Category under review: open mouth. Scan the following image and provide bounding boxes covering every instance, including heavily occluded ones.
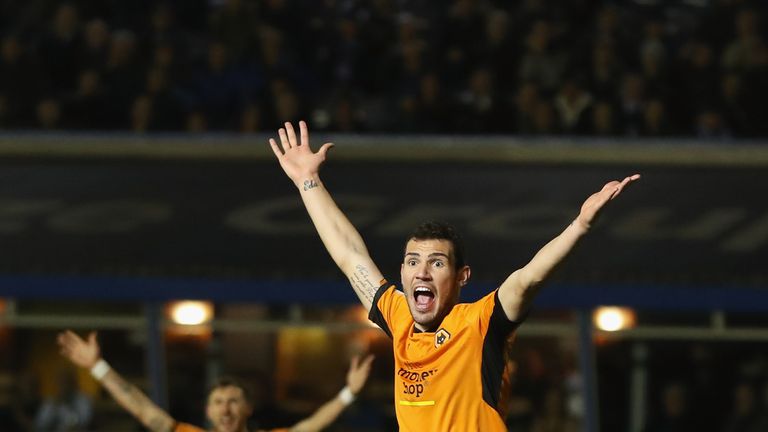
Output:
[218,416,236,428]
[414,286,435,311]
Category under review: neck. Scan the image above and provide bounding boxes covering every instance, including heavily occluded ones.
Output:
[414,323,436,333]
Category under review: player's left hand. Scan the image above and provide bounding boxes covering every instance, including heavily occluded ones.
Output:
[576,174,640,229]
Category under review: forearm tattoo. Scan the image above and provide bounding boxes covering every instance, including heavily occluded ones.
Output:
[349,264,378,303]
[303,179,318,191]
[118,380,147,408]
[116,379,171,432]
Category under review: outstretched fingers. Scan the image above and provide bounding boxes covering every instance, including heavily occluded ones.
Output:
[270,121,311,157]
[58,330,77,347]
[299,120,309,146]
[318,142,335,159]
[610,173,641,199]
[285,122,299,147]
[361,354,375,370]
[268,138,283,158]
[278,127,291,151]
[57,330,79,357]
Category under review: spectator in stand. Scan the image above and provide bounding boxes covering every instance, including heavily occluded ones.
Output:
[62,68,108,130]
[240,103,262,133]
[519,20,567,94]
[553,78,593,135]
[80,18,110,70]
[676,40,721,131]
[589,41,623,103]
[641,99,672,137]
[720,73,751,137]
[34,369,93,432]
[721,7,768,137]
[130,94,154,133]
[481,9,518,98]
[721,382,766,432]
[695,109,730,140]
[143,66,183,131]
[591,101,620,136]
[440,0,485,89]
[722,9,764,74]
[7,371,41,432]
[454,66,504,133]
[35,98,61,130]
[513,82,541,134]
[530,386,579,432]
[185,111,207,133]
[209,0,260,64]
[188,41,245,130]
[618,73,646,136]
[102,29,142,127]
[0,1,763,136]
[38,3,82,94]
[642,382,701,432]
[0,34,43,128]
[532,100,559,135]
[415,72,452,133]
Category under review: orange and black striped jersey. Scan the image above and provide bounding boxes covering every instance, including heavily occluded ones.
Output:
[174,423,203,432]
[368,283,521,432]
[174,423,288,432]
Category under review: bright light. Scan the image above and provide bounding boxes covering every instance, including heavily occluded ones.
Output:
[594,306,635,332]
[169,301,213,325]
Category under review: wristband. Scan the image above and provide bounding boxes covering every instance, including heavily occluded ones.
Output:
[338,386,355,406]
[90,359,111,381]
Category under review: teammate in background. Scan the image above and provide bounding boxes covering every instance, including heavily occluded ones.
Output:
[57,330,374,432]
[269,120,640,431]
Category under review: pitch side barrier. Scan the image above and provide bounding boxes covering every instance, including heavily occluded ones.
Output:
[0,133,766,310]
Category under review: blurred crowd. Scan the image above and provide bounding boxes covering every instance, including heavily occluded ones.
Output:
[0,0,767,137]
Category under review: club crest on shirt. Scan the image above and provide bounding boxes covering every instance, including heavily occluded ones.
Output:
[435,328,451,348]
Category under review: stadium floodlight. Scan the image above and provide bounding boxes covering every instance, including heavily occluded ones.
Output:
[169,300,213,326]
[594,306,636,332]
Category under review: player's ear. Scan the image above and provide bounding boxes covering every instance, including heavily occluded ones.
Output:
[458,266,471,287]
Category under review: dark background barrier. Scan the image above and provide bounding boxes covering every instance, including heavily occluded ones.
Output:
[1,138,766,306]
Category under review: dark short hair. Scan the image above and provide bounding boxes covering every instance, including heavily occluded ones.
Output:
[208,376,254,405]
[406,221,466,270]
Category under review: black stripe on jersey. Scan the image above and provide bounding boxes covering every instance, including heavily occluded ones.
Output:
[481,290,523,411]
[368,283,394,339]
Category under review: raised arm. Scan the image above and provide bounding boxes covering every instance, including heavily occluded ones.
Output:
[269,121,384,310]
[498,174,640,321]
[288,354,374,432]
[57,330,176,432]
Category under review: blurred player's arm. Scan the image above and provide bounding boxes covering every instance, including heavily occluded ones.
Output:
[58,330,176,432]
[498,174,640,321]
[288,354,374,432]
[269,121,384,311]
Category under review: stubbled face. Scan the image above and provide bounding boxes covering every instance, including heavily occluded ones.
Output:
[206,386,252,432]
[401,239,469,332]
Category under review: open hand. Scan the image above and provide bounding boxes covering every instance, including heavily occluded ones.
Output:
[576,174,640,228]
[346,354,375,395]
[58,330,101,369]
[269,121,334,189]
